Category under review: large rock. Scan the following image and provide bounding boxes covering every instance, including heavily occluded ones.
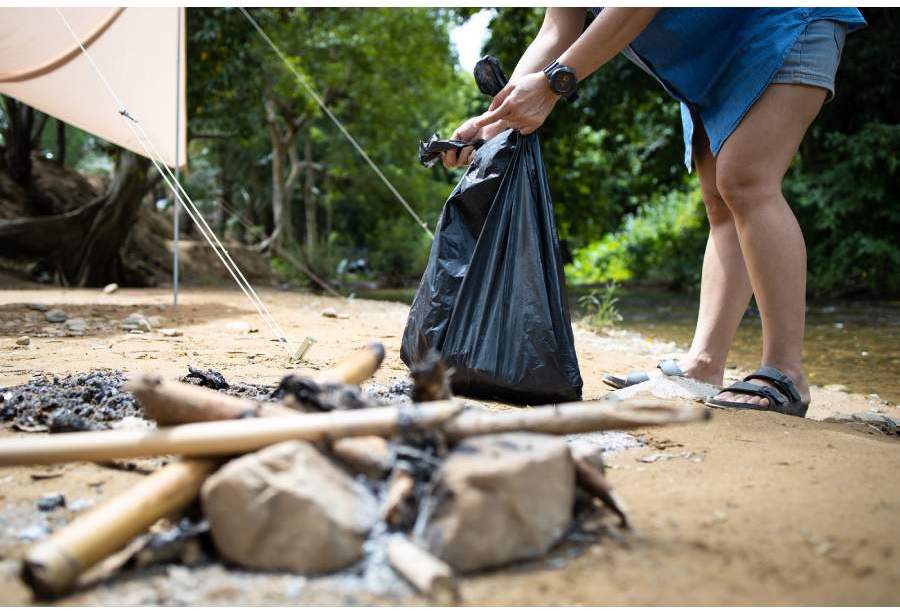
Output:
[201,441,377,574]
[422,433,575,572]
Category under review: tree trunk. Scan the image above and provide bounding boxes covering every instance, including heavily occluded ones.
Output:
[0,150,152,286]
[303,136,316,253]
[56,119,66,166]
[2,96,34,187]
[63,150,152,286]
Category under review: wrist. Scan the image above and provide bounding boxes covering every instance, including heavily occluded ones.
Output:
[542,60,578,102]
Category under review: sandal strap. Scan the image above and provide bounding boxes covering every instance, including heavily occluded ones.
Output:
[722,380,788,406]
[657,359,684,377]
[743,366,801,403]
[625,371,650,386]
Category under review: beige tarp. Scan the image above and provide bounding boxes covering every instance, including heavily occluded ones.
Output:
[0,7,186,168]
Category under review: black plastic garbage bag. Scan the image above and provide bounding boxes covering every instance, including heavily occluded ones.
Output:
[401,128,583,404]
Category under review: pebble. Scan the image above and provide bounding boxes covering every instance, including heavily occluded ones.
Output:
[68,498,96,512]
[64,318,87,333]
[17,524,51,541]
[321,308,349,319]
[26,303,49,312]
[37,492,66,511]
[160,328,183,337]
[638,452,674,463]
[103,283,119,294]
[44,309,68,323]
[15,336,30,346]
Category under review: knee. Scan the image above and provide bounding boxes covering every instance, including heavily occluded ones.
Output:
[700,186,732,226]
[715,165,780,219]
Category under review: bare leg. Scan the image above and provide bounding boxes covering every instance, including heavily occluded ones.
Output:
[680,124,753,385]
[712,84,827,407]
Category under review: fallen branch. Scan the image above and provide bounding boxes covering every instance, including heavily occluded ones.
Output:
[442,400,709,441]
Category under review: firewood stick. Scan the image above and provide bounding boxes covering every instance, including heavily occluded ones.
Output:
[380,470,415,524]
[442,400,709,441]
[21,344,387,597]
[387,534,459,604]
[23,458,218,598]
[0,401,463,466]
[313,341,385,386]
[128,342,386,425]
[0,401,707,467]
[573,456,630,528]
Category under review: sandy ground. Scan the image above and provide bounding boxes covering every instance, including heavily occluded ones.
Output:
[1,286,898,605]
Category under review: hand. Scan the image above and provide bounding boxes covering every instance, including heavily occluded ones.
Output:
[472,72,559,136]
[442,118,507,168]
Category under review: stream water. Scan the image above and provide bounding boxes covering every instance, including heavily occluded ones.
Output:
[359,287,900,405]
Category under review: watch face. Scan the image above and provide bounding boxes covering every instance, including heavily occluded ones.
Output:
[552,69,576,95]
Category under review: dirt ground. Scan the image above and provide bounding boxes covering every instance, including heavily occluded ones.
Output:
[1,286,898,605]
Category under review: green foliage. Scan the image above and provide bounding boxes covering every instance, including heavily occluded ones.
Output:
[577,281,623,328]
[187,8,466,284]
[367,217,433,286]
[481,9,689,246]
[566,186,707,288]
[785,122,900,296]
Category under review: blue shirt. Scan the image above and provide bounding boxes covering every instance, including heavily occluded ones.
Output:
[592,8,867,170]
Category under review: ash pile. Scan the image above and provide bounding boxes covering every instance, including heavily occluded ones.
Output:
[1,342,710,603]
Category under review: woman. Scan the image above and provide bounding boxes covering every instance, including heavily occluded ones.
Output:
[444,8,866,417]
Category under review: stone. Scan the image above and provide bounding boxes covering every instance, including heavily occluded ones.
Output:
[567,431,641,471]
[422,433,575,572]
[15,336,30,346]
[37,492,66,511]
[26,303,49,312]
[147,316,162,328]
[201,441,377,574]
[64,318,87,333]
[44,309,68,323]
[321,307,339,318]
[160,328,183,337]
[103,283,119,294]
[607,374,719,402]
[123,312,152,332]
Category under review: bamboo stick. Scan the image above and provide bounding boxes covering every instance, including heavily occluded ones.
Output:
[386,534,459,604]
[21,344,387,597]
[1,401,707,467]
[0,402,463,466]
[23,458,219,598]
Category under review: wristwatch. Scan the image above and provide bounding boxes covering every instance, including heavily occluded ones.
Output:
[543,60,578,102]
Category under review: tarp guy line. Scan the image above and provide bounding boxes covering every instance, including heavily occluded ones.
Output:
[55,8,294,356]
[239,7,435,240]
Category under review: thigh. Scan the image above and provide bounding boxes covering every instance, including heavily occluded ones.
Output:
[716,83,826,187]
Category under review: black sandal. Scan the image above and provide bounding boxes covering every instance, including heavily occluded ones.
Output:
[603,359,685,390]
[705,366,809,418]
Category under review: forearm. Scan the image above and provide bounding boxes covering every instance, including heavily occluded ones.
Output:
[557,8,660,83]
[510,8,586,80]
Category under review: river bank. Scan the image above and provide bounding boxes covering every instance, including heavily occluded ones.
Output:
[1,287,898,604]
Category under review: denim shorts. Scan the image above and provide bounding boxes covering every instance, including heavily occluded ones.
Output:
[771,19,847,102]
